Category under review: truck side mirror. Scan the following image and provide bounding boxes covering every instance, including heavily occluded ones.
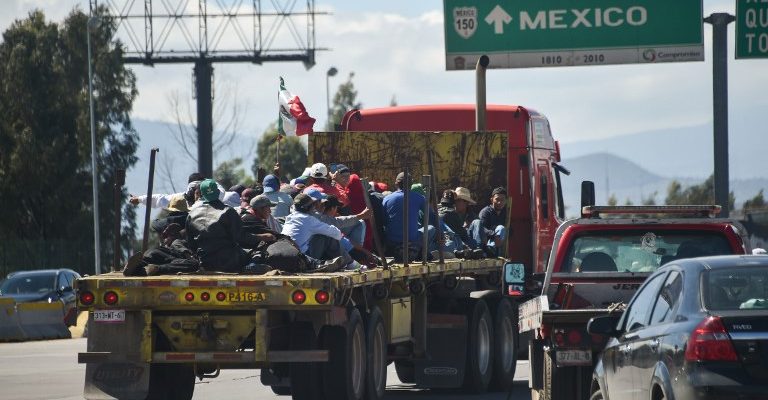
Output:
[503,262,525,297]
[581,181,595,209]
[587,315,621,337]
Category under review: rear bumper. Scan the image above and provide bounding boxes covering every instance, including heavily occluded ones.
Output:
[687,386,768,400]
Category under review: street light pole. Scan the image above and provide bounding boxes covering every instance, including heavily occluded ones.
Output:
[87,16,101,275]
[326,67,338,129]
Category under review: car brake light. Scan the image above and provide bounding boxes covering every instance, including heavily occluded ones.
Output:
[685,316,738,362]
[567,329,582,344]
[80,291,95,305]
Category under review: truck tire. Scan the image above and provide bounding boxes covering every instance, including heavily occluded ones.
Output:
[463,299,494,393]
[146,364,195,400]
[490,298,517,392]
[289,322,322,400]
[323,308,366,400]
[365,307,387,400]
[394,361,415,384]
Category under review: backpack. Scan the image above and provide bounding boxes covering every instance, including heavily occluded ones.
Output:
[265,238,308,273]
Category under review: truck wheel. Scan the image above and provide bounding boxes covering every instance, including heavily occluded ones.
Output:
[365,307,387,400]
[463,299,494,393]
[490,299,518,392]
[145,364,195,400]
[394,361,415,384]
[323,308,366,400]
[289,322,322,400]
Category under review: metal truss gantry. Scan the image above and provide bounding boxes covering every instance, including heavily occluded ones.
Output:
[90,0,321,177]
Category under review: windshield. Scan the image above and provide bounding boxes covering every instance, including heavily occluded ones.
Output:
[705,266,768,311]
[563,230,732,273]
[0,274,56,295]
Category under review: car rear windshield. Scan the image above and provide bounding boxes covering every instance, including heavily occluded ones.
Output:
[563,230,732,273]
[705,266,768,311]
[0,274,56,295]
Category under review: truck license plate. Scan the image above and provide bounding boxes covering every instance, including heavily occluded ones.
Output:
[93,309,125,323]
[555,350,592,367]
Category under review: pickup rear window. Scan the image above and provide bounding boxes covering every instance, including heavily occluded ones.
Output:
[563,230,733,273]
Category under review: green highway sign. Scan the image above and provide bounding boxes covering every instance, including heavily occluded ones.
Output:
[443,0,704,70]
[736,0,768,59]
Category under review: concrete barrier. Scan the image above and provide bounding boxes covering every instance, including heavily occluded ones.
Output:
[15,301,71,340]
[0,298,25,341]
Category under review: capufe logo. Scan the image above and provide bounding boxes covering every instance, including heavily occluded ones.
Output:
[642,49,657,62]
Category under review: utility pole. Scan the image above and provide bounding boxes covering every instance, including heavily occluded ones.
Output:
[704,13,735,217]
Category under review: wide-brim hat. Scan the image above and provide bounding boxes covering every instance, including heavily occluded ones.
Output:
[454,187,476,205]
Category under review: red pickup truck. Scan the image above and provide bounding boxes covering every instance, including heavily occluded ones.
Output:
[519,201,750,400]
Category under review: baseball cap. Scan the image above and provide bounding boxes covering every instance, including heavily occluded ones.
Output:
[250,195,277,209]
[304,188,327,202]
[200,179,220,203]
[309,163,328,179]
[263,175,279,193]
[395,172,411,183]
[293,193,316,211]
[334,164,350,174]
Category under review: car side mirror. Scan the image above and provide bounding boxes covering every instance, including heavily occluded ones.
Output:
[587,315,621,337]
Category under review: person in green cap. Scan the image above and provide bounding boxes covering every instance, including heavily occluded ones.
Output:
[186,179,264,272]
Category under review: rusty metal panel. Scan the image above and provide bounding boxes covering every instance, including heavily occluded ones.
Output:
[309,131,508,204]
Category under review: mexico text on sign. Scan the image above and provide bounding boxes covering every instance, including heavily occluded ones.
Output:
[443,0,704,70]
[736,0,768,59]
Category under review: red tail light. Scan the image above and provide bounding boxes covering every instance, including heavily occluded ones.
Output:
[315,290,330,304]
[291,290,306,304]
[80,291,95,305]
[200,292,210,302]
[184,292,195,302]
[567,329,582,344]
[685,316,738,362]
[216,292,226,301]
[103,291,119,305]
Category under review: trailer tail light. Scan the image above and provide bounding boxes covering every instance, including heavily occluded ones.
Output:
[291,290,306,305]
[80,291,95,306]
[216,292,226,301]
[184,292,195,302]
[567,330,582,344]
[103,291,119,305]
[200,292,210,302]
[685,316,738,362]
[315,290,330,304]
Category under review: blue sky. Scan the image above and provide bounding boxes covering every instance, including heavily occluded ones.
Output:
[2,1,766,181]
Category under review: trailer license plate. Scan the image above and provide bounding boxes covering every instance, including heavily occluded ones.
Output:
[228,291,266,303]
[93,309,125,323]
[555,350,592,367]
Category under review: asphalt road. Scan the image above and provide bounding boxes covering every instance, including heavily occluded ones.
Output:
[0,338,533,400]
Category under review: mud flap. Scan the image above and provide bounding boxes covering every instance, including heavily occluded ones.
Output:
[414,313,467,388]
[529,339,544,390]
[82,310,152,400]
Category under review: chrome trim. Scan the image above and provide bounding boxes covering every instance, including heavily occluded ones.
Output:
[728,331,768,341]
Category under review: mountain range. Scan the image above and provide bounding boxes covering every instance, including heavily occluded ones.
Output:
[126,119,767,222]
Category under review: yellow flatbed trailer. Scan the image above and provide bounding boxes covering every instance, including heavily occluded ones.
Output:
[77,258,513,400]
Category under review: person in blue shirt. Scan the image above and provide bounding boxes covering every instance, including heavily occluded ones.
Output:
[382,172,438,261]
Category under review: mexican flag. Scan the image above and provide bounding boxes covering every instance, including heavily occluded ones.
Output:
[278,77,315,136]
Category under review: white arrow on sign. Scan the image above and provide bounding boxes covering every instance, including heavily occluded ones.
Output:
[485,5,512,34]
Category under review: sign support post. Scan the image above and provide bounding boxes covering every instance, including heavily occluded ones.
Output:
[704,13,735,217]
